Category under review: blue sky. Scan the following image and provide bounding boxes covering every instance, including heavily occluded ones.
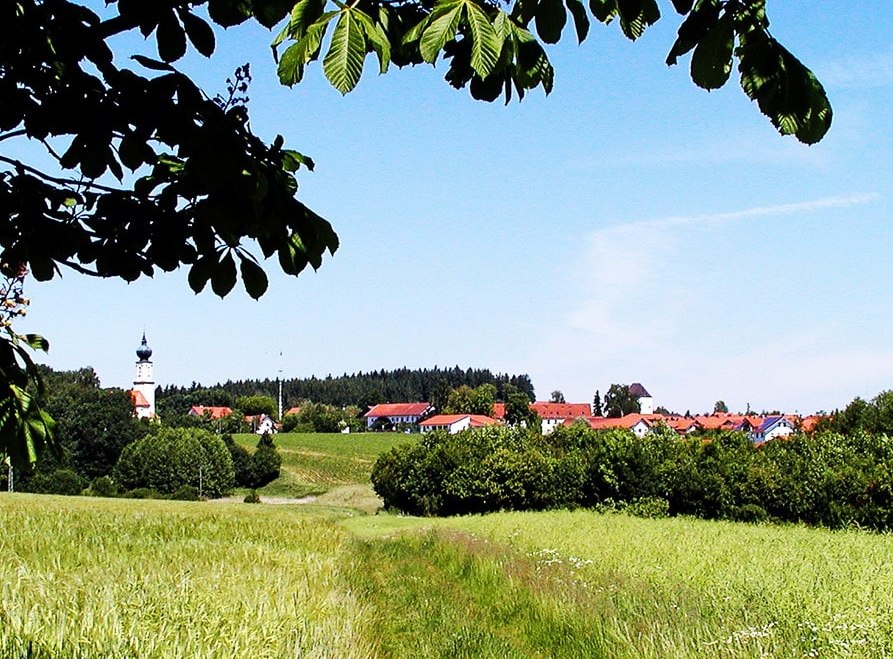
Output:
[20,1,893,415]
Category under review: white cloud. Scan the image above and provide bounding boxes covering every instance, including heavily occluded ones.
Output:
[529,193,883,410]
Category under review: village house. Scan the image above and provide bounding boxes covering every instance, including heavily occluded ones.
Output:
[187,405,233,420]
[569,414,655,439]
[419,414,500,434]
[364,402,432,429]
[531,402,593,434]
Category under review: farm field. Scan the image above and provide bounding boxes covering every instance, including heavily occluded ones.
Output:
[4,489,893,658]
[232,431,414,499]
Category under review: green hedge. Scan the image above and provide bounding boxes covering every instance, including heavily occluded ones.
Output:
[114,427,235,498]
[371,424,893,530]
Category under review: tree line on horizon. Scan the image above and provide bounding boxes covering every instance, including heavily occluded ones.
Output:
[155,366,536,417]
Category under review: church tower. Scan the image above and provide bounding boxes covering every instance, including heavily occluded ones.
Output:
[132,333,155,419]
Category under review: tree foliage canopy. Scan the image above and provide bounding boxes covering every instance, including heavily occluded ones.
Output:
[603,383,640,418]
[1,0,829,466]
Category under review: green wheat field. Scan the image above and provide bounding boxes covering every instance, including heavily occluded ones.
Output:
[3,433,893,658]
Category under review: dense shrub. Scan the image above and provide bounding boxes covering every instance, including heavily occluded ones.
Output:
[372,424,893,531]
[244,489,261,503]
[171,485,201,501]
[223,434,253,487]
[114,427,235,498]
[25,468,86,496]
[249,442,282,488]
[87,475,119,498]
[123,487,164,499]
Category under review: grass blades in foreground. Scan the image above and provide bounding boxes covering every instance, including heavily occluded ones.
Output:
[7,492,893,658]
[346,510,893,658]
[345,529,618,657]
[0,494,372,659]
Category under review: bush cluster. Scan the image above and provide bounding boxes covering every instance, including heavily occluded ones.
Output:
[114,427,235,498]
[222,433,282,488]
[371,424,893,530]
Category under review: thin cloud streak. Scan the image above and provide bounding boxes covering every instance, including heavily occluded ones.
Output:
[611,192,881,233]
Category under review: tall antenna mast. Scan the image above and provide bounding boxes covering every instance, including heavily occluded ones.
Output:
[277,351,283,420]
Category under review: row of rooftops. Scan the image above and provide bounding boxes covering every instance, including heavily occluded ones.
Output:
[182,403,823,437]
[364,403,824,436]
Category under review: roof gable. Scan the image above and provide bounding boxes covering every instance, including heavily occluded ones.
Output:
[364,402,430,418]
[188,405,233,420]
[531,402,592,419]
[629,383,651,398]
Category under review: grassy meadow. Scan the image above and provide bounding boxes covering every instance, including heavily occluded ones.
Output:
[233,431,414,499]
[4,431,893,657]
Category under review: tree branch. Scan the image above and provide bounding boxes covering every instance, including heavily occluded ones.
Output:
[0,156,129,195]
[0,130,27,143]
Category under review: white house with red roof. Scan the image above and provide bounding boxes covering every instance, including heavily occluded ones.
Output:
[751,415,797,443]
[364,402,431,429]
[419,414,500,434]
[247,413,278,435]
[571,414,655,439]
[531,402,593,434]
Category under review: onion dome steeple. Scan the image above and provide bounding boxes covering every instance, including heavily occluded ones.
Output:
[136,333,152,362]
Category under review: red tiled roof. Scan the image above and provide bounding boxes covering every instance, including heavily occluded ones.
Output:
[531,402,592,419]
[570,414,653,430]
[130,389,149,408]
[364,402,430,418]
[800,415,825,432]
[284,406,302,417]
[420,414,499,428]
[188,405,233,420]
[667,418,700,433]
[492,403,506,420]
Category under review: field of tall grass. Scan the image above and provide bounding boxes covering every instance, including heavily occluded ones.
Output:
[5,489,893,658]
[7,430,893,658]
[0,494,375,658]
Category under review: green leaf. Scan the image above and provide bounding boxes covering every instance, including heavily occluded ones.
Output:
[207,0,252,27]
[239,255,269,299]
[690,11,733,89]
[277,41,306,85]
[252,0,294,28]
[323,9,367,94]
[589,0,617,24]
[188,256,214,294]
[23,334,49,352]
[736,33,832,144]
[156,10,187,62]
[420,1,464,63]
[534,0,566,44]
[565,0,590,43]
[354,9,391,75]
[211,252,238,297]
[666,0,719,66]
[464,1,501,78]
[288,0,326,40]
[180,11,216,57]
[282,149,315,172]
[616,0,659,41]
[130,55,176,72]
[29,256,56,282]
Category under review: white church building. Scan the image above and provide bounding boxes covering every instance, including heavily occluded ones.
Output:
[130,333,156,419]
